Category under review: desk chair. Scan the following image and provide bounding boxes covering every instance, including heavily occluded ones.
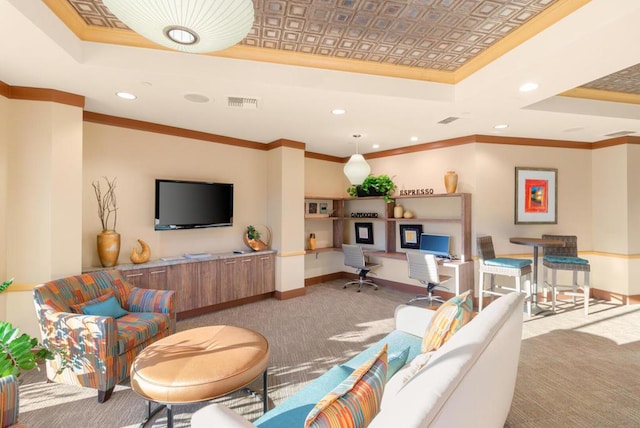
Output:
[406,252,450,306]
[477,235,532,316]
[342,244,379,292]
[542,234,590,315]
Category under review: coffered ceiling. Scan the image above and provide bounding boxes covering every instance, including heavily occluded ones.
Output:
[1,0,639,157]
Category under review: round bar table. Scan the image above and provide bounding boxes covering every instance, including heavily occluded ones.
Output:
[509,237,565,315]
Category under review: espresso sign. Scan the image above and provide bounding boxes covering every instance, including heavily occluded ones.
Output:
[398,188,434,196]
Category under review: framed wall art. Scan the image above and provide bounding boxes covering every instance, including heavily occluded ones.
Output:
[354,222,374,245]
[399,224,423,249]
[514,167,558,224]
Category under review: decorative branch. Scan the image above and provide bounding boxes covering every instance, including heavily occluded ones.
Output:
[92,177,118,232]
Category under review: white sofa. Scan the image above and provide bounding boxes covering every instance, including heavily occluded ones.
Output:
[192,292,525,427]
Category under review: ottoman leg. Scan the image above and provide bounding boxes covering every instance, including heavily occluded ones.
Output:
[167,404,174,428]
[263,369,269,414]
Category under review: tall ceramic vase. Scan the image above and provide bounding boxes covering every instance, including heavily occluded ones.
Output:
[444,171,458,194]
[97,230,121,267]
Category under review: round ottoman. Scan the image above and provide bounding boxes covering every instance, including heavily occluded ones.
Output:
[131,325,269,426]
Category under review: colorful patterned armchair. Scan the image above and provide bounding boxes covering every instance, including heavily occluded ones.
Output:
[33,269,175,403]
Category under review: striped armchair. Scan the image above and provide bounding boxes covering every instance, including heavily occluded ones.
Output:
[33,270,175,403]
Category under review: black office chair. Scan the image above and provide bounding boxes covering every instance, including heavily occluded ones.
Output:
[406,252,449,305]
[342,244,379,292]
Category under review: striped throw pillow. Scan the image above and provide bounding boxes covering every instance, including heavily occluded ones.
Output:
[421,290,473,353]
[305,344,388,428]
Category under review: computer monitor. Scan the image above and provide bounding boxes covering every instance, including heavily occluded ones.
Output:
[419,233,451,258]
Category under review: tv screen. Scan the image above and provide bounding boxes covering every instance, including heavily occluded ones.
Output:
[155,179,233,230]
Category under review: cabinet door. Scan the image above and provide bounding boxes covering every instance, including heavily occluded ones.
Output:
[166,263,198,313]
[197,260,219,308]
[219,257,255,302]
[147,268,168,290]
[256,254,275,294]
[123,269,149,288]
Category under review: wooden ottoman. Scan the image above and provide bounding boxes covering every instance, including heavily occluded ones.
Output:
[131,325,270,428]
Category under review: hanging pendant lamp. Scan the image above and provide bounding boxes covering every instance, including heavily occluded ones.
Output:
[103,0,255,53]
[343,136,371,185]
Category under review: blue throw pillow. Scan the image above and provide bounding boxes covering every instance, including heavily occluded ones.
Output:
[81,295,129,318]
[387,346,410,380]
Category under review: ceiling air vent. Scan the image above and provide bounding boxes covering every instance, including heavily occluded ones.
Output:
[227,96,259,109]
[604,130,636,137]
[437,116,460,124]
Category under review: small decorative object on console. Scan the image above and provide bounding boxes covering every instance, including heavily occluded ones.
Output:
[244,225,272,251]
[130,239,151,264]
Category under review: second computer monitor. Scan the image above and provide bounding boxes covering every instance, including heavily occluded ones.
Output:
[419,233,450,258]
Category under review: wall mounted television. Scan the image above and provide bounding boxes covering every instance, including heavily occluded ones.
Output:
[155,179,233,230]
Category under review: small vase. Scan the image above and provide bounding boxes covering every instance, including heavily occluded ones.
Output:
[308,233,317,250]
[393,204,404,219]
[444,171,458,194]
[97,230,121,267]
[403,210,414,219]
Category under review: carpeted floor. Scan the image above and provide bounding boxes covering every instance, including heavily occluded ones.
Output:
[17,281,640,427]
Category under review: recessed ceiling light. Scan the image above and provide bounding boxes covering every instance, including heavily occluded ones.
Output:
[410,136,419,142]
[116,92,136,100]
[494,124,509,129]
[331,108,346,115]
[184,93,210,103]
[519,82,539,92]
[372,144,380,149]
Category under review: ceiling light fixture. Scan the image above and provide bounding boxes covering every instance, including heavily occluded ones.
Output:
[331,108,346,115]
[519,82,539,92]
[102,0,255,53]
[494,124,508,129]
[410,136,419,142]
[116,92,137,100]
[343,134,370,185]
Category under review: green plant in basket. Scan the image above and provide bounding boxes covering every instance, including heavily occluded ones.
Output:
[347,174,397,203]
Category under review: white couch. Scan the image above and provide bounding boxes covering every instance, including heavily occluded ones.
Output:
[192,292,525,427]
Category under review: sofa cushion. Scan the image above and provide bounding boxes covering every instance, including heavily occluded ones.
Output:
[304,344,388,428]
[341,330,422,373]
[116,312,171,355]
[387,346,410,381]
[543,255,589,265]
[80,295,129,319]
[111,277,133,308]
[421,290,473,353]
[255,365,353,428]
[70,291,116,314]
[381,351,434,409]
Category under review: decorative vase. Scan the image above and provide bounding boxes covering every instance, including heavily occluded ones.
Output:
[97,230,121,267]
[393,204,404,219]
[403,210,414,219]
[444,171,458,193]
[308,233,317,250]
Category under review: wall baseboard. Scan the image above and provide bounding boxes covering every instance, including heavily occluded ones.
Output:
[274,288,306,300]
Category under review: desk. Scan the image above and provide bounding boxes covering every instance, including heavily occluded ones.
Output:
[509,237,565,314]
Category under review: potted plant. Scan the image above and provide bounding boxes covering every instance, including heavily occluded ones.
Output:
[0,279,59,379]
[347,174,397,203]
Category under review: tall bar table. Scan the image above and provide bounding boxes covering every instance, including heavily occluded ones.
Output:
[509,237,565,315]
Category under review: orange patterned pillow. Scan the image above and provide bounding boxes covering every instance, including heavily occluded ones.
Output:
[421,290,473,353]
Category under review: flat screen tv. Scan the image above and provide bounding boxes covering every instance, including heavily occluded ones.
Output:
[419,233,451,258]
[155,179,233,230]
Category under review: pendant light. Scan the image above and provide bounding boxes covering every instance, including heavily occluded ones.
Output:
[103,0,255,53]
[343,134,371,185]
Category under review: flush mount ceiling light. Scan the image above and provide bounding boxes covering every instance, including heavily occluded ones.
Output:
[116,91,137,100]
[519,82,539,92]
[343,134,371,185]
[331,108,346,115]
[102,0,255,53]
[494,124,509,129]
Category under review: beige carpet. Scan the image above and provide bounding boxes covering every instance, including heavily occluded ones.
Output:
[17,282,640,427]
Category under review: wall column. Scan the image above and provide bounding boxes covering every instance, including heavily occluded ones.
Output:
[267,140,306,298]
[3,90,84,336]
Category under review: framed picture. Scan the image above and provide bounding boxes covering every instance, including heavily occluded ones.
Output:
[319,202,328,214]
[515,167,558,224]
[354,222,374,245]
[307,202,318,214]
[400,224,423,249]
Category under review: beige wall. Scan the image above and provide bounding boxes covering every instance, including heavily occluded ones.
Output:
[83,123,270,267]
[0,95,7,320]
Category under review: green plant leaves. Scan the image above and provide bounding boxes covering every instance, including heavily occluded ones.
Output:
[0,321,54,378]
